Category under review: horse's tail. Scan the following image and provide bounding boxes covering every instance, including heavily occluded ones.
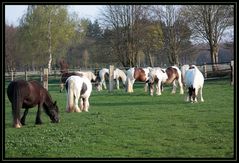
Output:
[181,71,185,87]
[66,79,74,112]
[9,82,22,128]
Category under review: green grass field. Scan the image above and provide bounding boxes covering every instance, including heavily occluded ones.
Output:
[4,78,234,159]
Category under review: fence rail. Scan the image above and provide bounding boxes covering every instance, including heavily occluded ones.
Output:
[5,62,234,85]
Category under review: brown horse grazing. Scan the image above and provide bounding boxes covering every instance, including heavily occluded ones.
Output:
[7,80,60,128]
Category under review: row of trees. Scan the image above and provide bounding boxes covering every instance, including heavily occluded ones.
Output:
[5,5,234,72]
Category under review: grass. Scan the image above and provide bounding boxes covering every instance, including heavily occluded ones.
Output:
[3,78,235,159]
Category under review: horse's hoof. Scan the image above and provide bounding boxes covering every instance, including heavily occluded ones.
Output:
[75,109,82,113]
[14,124,21,128]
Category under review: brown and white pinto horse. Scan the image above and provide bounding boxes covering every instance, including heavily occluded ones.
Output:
[147,66,184,96]
[126,67,151,93]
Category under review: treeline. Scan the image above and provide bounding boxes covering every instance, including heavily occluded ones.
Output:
[5,5,234,72]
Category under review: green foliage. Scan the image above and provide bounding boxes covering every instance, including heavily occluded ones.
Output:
[17,5,76,68]
[4,79,234,158]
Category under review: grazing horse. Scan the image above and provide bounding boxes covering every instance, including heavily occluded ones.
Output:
[185,65,204,103]
[65,76,92,112]
[126,67,151,93]
[113,68,127,90]
[75,71,98,83]
[60,71,99,92]
[147,66,184,96]
[96,68,127,91]
[7,80,60,128]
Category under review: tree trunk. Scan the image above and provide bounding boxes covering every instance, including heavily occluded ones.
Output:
[210,44,219,71]
[147,52,154,67]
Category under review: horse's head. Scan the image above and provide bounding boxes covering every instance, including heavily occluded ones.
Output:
[47,101,60,123]
[94,76,102,91]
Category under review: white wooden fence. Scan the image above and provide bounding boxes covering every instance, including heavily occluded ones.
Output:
[5,61,234,86]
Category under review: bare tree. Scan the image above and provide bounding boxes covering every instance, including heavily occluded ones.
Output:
[100,5,150,67]
[183,5,233,71]
[152,5,193,66]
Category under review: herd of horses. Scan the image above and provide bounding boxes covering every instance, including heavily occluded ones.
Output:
[7,64,204,128]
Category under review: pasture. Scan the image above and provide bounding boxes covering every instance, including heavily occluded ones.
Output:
[4,78,234,159]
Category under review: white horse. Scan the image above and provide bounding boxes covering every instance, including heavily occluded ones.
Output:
[126,67,151,93]
[96,68,127,91]
[185,65,204,103]
[75,71,98,83]
[60,71,99,92]
[147,66,184,96]
[114,68,127,90]
[96,68,109,91]
[65,75,92,112]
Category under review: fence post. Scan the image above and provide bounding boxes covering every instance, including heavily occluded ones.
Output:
[40,68,43,82]
[43,68,48,90]
[11,69,14,81]
[231,60,234,85]
[109,65,114,92]
[25,70,28,81]
[203,63,207,79]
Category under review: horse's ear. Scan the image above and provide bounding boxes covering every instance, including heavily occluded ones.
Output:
[54,101,57,105]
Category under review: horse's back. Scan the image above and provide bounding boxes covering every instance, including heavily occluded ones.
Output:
[66,75,92,97]
[7,80,30,103]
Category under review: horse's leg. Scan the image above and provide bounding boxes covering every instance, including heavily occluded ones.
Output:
[99,81,102,91]
[155,82,159,95]
[185,88,190,102]
[161,83,164,92]
[126,78,130,92]
[102,79,107,90]
[149,82,154,96]
[193,88,198,103]
[60,83,64,92]
[116,78,120,90]
[200,87,204,102]
[178,79,184,94]
[171,80,177,94]
[83,98,89,112]
[11,100,22,128]
[12,108,22,128]
[144,83,148,92]
[130,79,135,93]
[80,98,84,111]
[74,95,81,112]
[157,81,162,95]
[20,108,29,125]
[35,104,43,124]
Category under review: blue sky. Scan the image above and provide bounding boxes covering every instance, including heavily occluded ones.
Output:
[5,5,102,26]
